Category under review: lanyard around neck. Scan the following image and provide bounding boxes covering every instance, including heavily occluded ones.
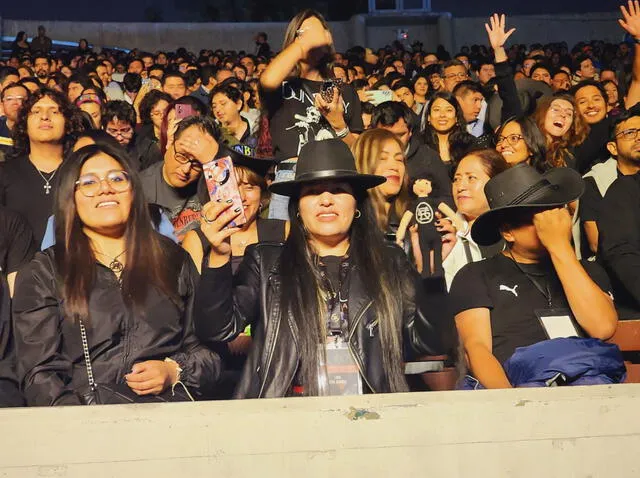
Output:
[507,249,553,308]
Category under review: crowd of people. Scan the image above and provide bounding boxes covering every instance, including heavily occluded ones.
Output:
[0,2,638,406]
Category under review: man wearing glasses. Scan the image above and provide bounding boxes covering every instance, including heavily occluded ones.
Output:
[102,101,162,171]
[597,106,640,318]
[140,116,220,242]
[0,83,29,158]
[440,59,469,93]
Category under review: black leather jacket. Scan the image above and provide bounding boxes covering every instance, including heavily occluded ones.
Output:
[13,243,221,406]
[194,242,442,398]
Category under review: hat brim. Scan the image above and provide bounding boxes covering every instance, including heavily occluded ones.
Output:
[471,167,585,246]
[269,171,386,197]
[219,145,276,177]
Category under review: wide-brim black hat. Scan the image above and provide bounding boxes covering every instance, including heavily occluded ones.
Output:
[471,163,585,246]
[218,144,276,177]
[269,139,386,197]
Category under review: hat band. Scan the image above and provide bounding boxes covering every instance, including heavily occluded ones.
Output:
[507,178,555,206]
[295,169,359,182]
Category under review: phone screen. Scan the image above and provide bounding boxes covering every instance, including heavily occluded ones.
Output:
[202,157,247,229]
[175,104,195,120]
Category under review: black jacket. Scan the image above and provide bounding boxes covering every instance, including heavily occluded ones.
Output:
[13,243,221,406]
[194,242,442,398]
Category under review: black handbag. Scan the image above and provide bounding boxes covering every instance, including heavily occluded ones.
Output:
[77,320,195,405]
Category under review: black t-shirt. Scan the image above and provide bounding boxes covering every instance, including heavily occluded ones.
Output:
[0,206,35,275]
[0,156,60,245]
[448,253,612,364]
[262,78,363,159]
[581,170,622,223]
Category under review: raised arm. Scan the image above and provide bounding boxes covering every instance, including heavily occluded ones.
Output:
[619,1,640,108]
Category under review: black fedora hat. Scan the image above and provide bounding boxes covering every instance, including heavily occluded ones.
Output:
[471,163,585,246]
[218,144,276,177]
[269,139,386,197]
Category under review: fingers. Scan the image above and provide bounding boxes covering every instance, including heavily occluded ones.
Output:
[201,199,234,223]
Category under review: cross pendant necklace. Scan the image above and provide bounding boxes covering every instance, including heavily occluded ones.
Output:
[33,165,59,195]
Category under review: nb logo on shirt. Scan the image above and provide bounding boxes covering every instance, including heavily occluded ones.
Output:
[499,284,519,297]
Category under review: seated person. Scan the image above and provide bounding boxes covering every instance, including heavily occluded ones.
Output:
[449,164,618,388]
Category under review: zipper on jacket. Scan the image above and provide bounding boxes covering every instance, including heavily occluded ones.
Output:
[258,298,282,398]
[348,300,376,393]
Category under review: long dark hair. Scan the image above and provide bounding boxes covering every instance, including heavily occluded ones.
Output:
[423,92,471,159]
[8,88,84,161]
[280,188,409,395]
[53,143,179,320]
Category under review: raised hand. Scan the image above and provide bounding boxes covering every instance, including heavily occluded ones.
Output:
[620,0,640,38]
[200,200,242,259]
[485,13,516,52]
[533,207,573,253]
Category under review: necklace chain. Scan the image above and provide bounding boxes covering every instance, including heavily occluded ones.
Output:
[94,249,127,285]
[33,166,59,195]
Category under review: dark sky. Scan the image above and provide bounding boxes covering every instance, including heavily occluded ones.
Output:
[0,0,619,22]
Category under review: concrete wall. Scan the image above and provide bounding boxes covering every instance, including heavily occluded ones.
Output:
[1,385,640,477]
[1,11,621,55]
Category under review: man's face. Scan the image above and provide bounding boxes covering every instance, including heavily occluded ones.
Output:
[394,86,414,109]
[575,85,607,125]
[232,66,247,81]
[157,54,168,65]
[67,82,85,103]
[531,67,552,86]
[142,56,154,70]
[423,54,438,67]
[380,118,410,147]
[162,125,207,188]
[27,96,66,144]
[522,58,536,77]
[552,72,571,92]
[443,65,468,92]
[128,60,144,75]
[8,57,19,69]
[34,58,50,79]
[579,59,596,79]
[477,64,495,85]
[96,65,111,87]
[354,65,365,79]
[105,118,134,147]
[611,116,640,164]
[163,76,187,100]
[456,91,484,123]
[1,86,28,122]
[240,57,255,76]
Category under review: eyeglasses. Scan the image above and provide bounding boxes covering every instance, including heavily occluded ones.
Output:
[75,170,131,197]
[173,144,203,171]
[616,128,640,142]
[496,134,524,147]
[444,72,468,80]
[150,110,165,117]
[2,95,26,103]
[549,105,574,118]
[106,127,134,139]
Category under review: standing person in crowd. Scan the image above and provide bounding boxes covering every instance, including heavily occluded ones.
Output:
[260,10,363,219]
[0,88,83,244]
[255,32,272,58]
[30,26,52,55]
[138,90,172,145]
[194,139,442,398]
[441,149,509,288]
[450,164,617,389]
[11,32,30,58]
[351,129,409,236]
[13,143,221,406]
[412,72,429,114]
[102,101,162,171]
[0,83,29,157]
[191,65,216,108]
[162,72,188,101]
[210,84,257,151]
[141,116,219,241]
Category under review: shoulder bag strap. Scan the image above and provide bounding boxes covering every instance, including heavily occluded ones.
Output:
[78,320,96,390]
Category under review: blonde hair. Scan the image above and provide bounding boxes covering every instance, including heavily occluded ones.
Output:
[351,129,409,231]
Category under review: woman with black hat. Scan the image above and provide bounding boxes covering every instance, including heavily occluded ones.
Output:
[448,163,618,389]
[194,139,441,398]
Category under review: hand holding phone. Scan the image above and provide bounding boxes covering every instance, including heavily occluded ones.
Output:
[365,90,393,106]
[203,157,247,229]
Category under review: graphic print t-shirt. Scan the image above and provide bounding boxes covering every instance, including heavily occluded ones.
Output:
[139,162,202,242]
[262,78,363,159]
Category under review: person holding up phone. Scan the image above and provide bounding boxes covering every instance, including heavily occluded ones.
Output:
[260,9,364,220]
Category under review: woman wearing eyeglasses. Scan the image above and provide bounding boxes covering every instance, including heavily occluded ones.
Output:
[13,143,221,406]
[495,117,548,172]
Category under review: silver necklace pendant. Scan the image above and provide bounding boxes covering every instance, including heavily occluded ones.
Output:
[43,182,51,195]
[109,259,124,274]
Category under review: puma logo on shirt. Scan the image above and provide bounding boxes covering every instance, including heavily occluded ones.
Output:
[499,284,519,297]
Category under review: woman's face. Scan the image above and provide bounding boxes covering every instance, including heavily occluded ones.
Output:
[211,93,241,126]
[80,102,102,129]
[452,155,491,221]
[75,153,133,237]
[544,98,574,137]
[604,82,620,106]
[428,97,457,133]
[60,66,73,78]
[414,77,428,97]
[373,139,405,199]
[237,169,262,226]
[151,99,169,130]
[298,180,357,247]
[496,121,531,165]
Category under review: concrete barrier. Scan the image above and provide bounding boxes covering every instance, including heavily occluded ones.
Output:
[1,384,640,477]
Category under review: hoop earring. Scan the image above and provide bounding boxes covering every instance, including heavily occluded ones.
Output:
[354,209,361,219]
[258,202,264,214]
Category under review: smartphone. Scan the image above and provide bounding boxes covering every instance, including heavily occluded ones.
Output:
[175,104,195,120]
[320,80,336,103]
[367,90,393,106]
[203,157,247,228]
